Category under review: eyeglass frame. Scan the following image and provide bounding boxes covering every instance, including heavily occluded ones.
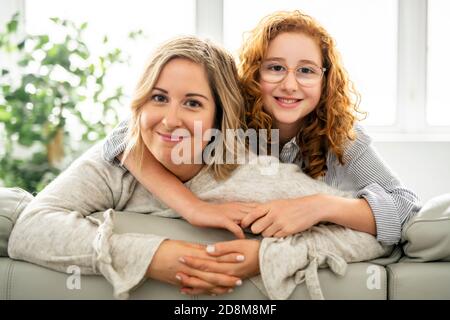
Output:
[259,61,327,87]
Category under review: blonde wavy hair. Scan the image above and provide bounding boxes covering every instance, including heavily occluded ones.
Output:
[238,10,366,178]
[123,36,247,180]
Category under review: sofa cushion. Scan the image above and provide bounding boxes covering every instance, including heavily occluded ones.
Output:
[1,211,388,299]
[402,193,450,262]
[0,187,34,257]
[387,262,450,299]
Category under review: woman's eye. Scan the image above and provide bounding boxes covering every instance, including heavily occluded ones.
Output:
[151,94,167,103]
[185,100,202,108]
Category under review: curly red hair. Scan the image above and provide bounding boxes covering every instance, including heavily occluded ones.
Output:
[238,10,366,178]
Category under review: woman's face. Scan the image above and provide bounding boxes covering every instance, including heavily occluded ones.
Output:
[140,58,216,166]
[259,32,323,134]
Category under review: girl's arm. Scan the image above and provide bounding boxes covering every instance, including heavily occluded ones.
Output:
[331,124,421,244]
[241,124,420,245]
[103,121,250,239]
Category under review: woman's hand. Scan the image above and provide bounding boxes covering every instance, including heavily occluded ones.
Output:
[240,195,329,238]
[185,201,258,239]
[176,239,261,295]
[147,239,244,296]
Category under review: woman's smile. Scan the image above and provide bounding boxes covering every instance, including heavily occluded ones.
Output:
[157,131,189,143]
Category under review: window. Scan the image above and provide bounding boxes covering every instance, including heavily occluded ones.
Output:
[427,0,450,126]
[25,0,196,109]
[224,0,398,126]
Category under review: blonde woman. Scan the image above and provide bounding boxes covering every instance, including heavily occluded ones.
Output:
[8,36,256,298]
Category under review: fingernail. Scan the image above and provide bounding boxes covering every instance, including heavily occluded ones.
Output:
[228,288,234,293]
[180,291,186,295]
[236,279,243,286]
[206,244,215,253]
[175,274,182,281]
[178,257,185,263]
[236,255,245,262]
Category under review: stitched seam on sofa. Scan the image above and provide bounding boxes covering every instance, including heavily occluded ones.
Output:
[386,265,398,300]
[6,259,14,300]
[0,215,13,226]
[11,192,30,222]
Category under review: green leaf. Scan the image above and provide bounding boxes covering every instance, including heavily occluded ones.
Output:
[6,19,18,33]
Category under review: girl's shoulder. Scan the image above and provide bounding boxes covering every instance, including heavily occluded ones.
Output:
[342,122,373,163]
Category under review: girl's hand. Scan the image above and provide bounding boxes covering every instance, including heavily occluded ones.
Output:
[240,195,328,238]
[147,240,243,296]
[177,239,260,295]
[185,201,258,239]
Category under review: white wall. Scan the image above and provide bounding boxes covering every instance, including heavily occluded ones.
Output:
[373,141,450,203]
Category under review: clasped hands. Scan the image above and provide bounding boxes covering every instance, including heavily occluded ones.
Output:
[147,239,260,296]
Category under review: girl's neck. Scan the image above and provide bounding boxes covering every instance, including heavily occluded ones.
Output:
[274,121,301,146]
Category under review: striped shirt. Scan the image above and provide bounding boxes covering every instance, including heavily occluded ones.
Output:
[102,120,422,245]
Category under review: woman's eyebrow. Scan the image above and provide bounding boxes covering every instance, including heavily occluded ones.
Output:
[186,93,209,101]
[153,87,168,93]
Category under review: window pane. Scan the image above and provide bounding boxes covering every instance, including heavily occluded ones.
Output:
[224,0,398,126]
[25,0,196,117]
[427,0,450,126]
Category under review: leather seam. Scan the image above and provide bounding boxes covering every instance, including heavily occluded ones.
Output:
[6,259,14,300]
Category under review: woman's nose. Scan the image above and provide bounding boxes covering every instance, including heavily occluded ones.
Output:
[161,104,182,129]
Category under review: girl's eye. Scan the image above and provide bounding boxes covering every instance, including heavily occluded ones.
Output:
[185,99,202,108]
[268,64,286,72]
[298,66,317,74]
[151,94,168,103]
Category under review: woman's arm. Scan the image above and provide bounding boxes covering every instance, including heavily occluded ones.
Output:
[103,121,251,239]
[8,145,166,299]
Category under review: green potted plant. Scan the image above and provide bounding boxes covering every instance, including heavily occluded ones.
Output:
[0,13,141,193]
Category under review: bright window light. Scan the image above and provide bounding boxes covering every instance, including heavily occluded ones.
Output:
[427,0,450,126]
[25,0,196,111]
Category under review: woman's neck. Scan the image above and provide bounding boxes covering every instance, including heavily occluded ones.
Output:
[163,162,205,183]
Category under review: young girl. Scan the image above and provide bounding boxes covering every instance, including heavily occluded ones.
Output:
[103,10,421,245]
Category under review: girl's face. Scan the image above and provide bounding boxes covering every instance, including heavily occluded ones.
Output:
[259,32,323,135]
[140,58,216,166]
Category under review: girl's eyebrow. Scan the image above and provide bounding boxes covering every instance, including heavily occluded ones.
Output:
[153,87,209,101]
[264,57,321,66]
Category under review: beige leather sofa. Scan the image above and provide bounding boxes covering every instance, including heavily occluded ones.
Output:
[1,187,449,300]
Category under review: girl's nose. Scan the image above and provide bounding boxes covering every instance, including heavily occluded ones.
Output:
[280,70,299,93]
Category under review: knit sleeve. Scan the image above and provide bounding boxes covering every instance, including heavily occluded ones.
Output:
[7,145,166,299]
[342,124,422,245]
[102,119,129,165]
